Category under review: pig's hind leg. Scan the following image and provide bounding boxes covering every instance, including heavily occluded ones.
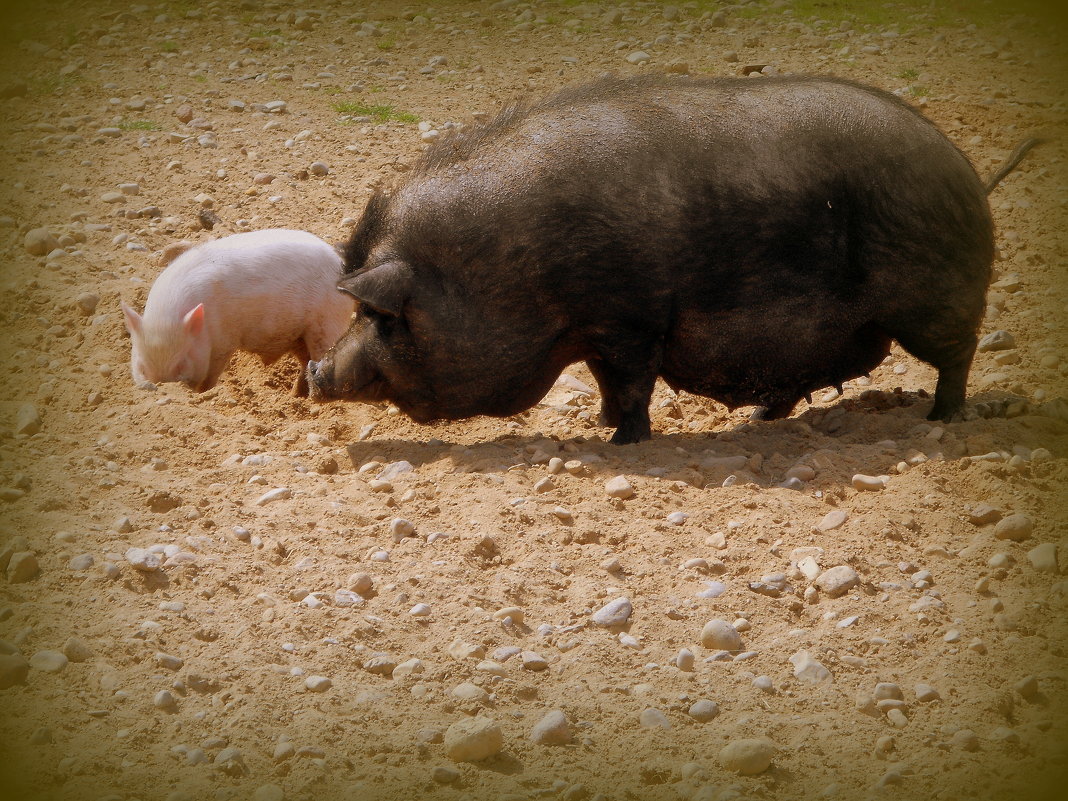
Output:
[289,340,312,397]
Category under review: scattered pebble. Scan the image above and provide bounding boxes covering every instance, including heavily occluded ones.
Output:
[719,738,775,775]
[592,596,632,627]
[701,619,743,651]
[790,650,832,684]
[814,565,860,597]
[444,717,502,762]
[604,476,635,499]
[688,699,720,722]
[994,514,1033,541]
[639,708,671,729]
[29,650,67,674]
[529,710,571,745]
[304,675,332,692]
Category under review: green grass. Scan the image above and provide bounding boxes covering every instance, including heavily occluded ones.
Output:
[375,38,396,51]
[119,119,160,131]
[907,85,931,98]
[333,101,418,124]
[897,67,919,81]
[249,28,281,38]
[160,40,178,52]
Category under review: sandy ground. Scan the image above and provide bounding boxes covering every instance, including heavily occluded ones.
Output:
[0,1,1066,800]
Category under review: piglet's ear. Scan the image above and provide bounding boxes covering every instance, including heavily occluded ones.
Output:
[121,302,143,336]
[183,303,205,336]
[338,261,413,317]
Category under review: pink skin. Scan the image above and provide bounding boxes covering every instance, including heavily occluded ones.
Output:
[121,229,354,394]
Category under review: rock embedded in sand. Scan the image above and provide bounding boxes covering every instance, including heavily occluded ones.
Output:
[978,330,1016,351]
[125,548,160,572]
[688,699,720,722]
[701,619,743,651]
[790,650,832,684]
[7,552,39,583]
[29,650,68,673]
[817,509,848,531]
[444,717,502,762]
[639,708,671,728]
[815,565,860,597]
[605,476,635,499]
[994,513,1033,541]
[592,596,632,627]
[24,228,59,256]
[719,738,775,775]
[304,675,332,692]
[1027,543,1058,572]
[530,710,571,745]
[852,474,887,491]
[14,404,41,436]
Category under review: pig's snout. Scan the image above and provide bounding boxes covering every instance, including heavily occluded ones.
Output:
[305,359,327,400]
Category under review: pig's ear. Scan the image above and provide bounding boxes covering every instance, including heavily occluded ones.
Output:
[338,261,413,317]
[121,302,143,336]
[183,303,205,336]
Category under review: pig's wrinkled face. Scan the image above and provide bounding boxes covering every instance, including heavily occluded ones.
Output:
[307,267,440,421]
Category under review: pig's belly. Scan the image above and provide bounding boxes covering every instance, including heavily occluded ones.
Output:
[660,303,891,410]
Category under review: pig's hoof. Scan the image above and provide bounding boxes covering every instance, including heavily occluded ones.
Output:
[610,417,652,445]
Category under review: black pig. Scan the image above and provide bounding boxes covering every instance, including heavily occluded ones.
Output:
[308,75,1033,443]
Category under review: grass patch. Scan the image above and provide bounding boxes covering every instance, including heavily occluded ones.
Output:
[160,40,178,52]
[897,67,919,81]
[119,119,160,131]
[333,101,418,124]
[375,37,396,51]
[249,28,282,38]
[907,85,930,98]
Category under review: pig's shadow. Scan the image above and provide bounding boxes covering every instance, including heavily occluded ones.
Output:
[341,388,1052,489]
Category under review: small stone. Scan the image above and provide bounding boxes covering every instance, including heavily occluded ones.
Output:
[29,650,68,673]
[452,682,489,702]
[605,476,634,499]
[431,766,461,784]
[688,699,720,722]
[0,654,29,689]
[392,658,424,679]
[701,619,743,651]
[493,606,525,624]
[994,514,1033,541]
[592,596,632,627]
[968,503,1003,525]
[852,474,887,491]
[874,683,903,701]
[915,684,941,702]
[309,161,330,176]
[1027,543,1058,573]
[817,509,848,531]
[348,573,373,595]
[530,710,571,745]
[24,228,59,256]
[886,708,909,728]
[155,652,184,671]
[125,547,161,572]
[273,741,295,762]
[444,717,502,762]
[305,675,332,692]
[62,636,93,663]
[214,747,247,776]
[7,552,39,583]
[815,565,860,597]
[676,648,695,672]
[719,738,775,775]
[1014,675,1039,701]
[790,650,832,684]
[978,330,1016,352]
[254,488,291,506]
[521,651,549,671]
[364,656,397,675]
[14,404,41,436]
[626,51,651,64]
[639,708,671,729]
[175,104,194,123]
[390,518,416,542]
[154,690,177,710]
